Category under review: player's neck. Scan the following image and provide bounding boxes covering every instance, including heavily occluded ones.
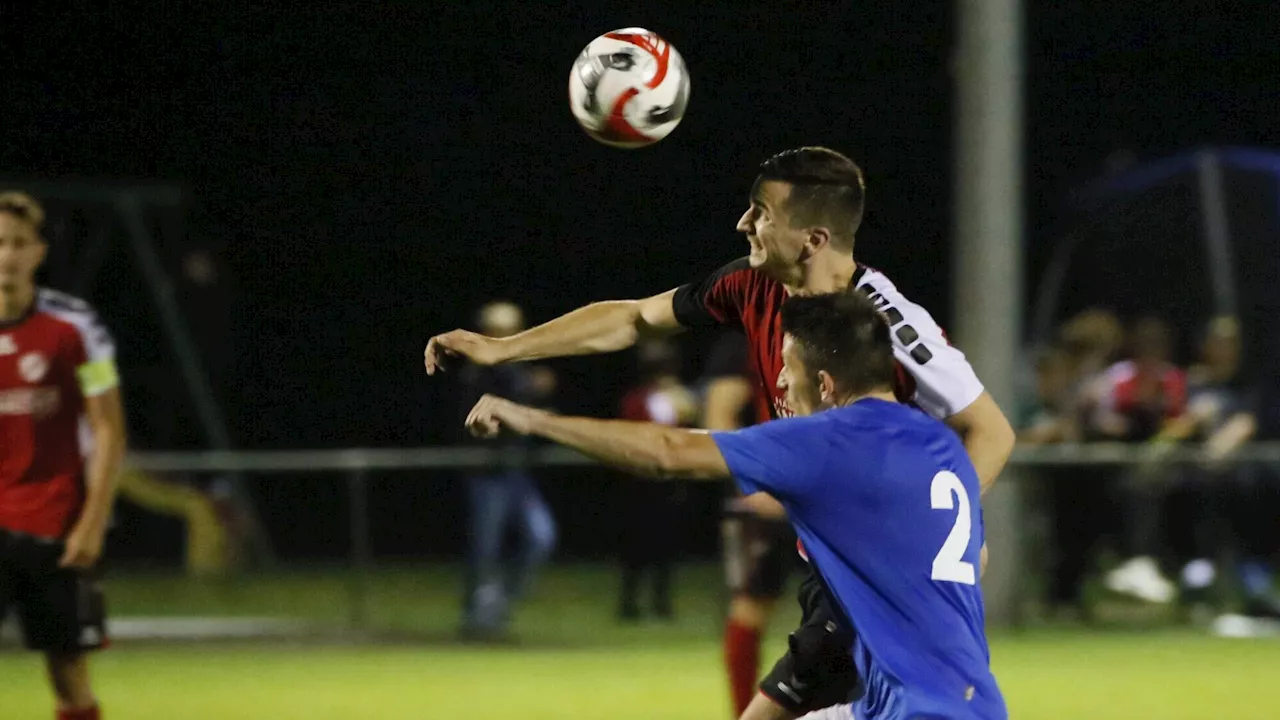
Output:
[835,389,898,408]
[783,252,858,297]
[0,285,36,323]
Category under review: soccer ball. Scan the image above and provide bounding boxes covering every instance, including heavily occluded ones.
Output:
[568,28,690,148]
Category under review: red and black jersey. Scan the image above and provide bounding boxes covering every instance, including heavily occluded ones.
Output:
[0,289,118,539]
[672,258,985,424]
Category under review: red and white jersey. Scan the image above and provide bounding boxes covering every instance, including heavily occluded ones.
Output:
[1089,360,1186,440]
[673,258,985,423]
[0,288,118,539]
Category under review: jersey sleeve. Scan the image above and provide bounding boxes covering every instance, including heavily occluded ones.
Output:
[711,416,825,498]
[671,258,753,330]
[66,307,119,398]
[858,280,984,419]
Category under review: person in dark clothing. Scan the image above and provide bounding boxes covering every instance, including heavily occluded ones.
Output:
[616,339,696,621]
[458,301,557,639]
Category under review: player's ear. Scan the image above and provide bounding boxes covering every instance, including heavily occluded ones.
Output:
[804,227,832,257]
[817,369,838,404]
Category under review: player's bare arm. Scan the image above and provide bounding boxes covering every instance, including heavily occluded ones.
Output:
[425,288,682,374]
[943,391,1015,496]
[61,386,127,569]
[701,376,754,431]
[466,393,730,480]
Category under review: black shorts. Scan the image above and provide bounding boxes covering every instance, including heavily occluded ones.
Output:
[0,530,107,653]
[759,567,860,715]
[721,501,796,600]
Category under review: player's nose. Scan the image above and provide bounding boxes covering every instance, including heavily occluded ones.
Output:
[735,209,752,233]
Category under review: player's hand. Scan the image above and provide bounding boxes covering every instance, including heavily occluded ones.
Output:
[59,521,106,570]
[424,330,507,375]
[466,394,538,437]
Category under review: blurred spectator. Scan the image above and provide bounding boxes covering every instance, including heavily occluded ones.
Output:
[1091,317,1186,604]
[1162,317,1280,625]
[1020,345,1097,616]
[1022,310,1123,615]
[1058,308,1125,399]
[1018,346,1080,445]
[615,339,696,621]
[459,301,558,640]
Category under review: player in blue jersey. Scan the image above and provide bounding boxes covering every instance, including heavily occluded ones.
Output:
[465,290,1007,720]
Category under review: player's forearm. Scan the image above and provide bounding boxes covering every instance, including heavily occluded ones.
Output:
[79,423,126,531]
[499,301,649,362]
[526,411,725,479]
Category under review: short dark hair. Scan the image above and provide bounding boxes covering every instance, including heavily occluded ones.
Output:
[756,147,866,246]
[780,290,895,397]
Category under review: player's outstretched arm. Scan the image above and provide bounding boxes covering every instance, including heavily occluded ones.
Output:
[424,289,682,374]
[466,394,729,480]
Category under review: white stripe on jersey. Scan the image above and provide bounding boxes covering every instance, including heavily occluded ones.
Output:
[854,268,985,420]
[36,288,116,363]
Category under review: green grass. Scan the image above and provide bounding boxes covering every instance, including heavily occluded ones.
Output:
[3,564,1280,719]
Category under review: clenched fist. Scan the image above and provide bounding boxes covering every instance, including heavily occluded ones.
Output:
[465,394,539,438]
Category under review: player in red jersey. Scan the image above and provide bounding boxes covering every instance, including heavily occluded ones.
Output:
[703,330,804,713]
[425,147,1015,720]
[0,192,127,720]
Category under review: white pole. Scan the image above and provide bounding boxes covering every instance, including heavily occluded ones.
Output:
[952,0,1024,625]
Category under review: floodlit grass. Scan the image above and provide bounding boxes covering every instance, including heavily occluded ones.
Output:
[2,564,1278,719]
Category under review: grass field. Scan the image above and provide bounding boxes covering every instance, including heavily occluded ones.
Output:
[3,563,1279,718]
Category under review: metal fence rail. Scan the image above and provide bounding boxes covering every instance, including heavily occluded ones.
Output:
[125,442,1280,629]
[127,442,1280,473]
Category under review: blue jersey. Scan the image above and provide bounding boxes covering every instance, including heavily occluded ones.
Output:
[712,398,1006,720]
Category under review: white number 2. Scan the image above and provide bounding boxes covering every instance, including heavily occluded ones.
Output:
[930,471,976,585]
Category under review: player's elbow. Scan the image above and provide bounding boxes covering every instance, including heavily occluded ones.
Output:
[652,432,725,481]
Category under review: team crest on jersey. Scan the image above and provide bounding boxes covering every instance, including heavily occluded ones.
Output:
[18,351,49,383]
[0,334,15,356]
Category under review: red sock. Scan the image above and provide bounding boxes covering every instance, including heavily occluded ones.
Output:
[58,705,99,720]
[724,619,761,716]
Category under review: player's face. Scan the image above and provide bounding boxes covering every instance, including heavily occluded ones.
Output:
[778,334,824,416]
[736,180,810,276]
[0,213,45,296]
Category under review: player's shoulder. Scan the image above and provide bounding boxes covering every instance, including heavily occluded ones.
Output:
[853,265,940,327]
[36,288,101,322]
[34,288,114,356]
[706,256,775,292]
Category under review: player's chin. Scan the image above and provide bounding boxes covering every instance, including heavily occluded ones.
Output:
[747,247,768,268]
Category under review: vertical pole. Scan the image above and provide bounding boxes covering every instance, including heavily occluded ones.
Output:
[347,468,373,630]
[1196,150,1238,318]
[117,197,275,566]
[953,0,1024,626]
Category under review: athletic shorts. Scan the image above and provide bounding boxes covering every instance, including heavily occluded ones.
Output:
[721,500,796,600]
[0,529,108,653]
[759,568,860,715]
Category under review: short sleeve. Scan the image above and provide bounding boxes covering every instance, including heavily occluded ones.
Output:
[67,308,119,397]
[854,278,984,419]
[671,258,753,330]
[711,416,825,499]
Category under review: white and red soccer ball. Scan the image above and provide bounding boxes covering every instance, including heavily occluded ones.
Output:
[568,28,690,148]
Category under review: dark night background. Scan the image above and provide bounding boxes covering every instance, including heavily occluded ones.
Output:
[4,2,1278,562]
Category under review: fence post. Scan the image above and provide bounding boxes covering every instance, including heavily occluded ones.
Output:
[347,468,372,630]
